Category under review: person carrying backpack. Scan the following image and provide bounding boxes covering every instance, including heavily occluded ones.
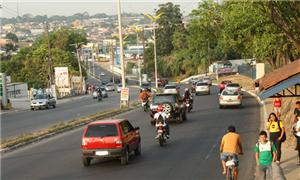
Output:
[255,130,277,180]
[266,112,285,163]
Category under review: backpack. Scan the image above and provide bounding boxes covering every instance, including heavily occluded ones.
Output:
[257,141,273,157]
[277,120,286,142]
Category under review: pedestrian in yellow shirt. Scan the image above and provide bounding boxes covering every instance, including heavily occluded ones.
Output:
[266,112,285,163]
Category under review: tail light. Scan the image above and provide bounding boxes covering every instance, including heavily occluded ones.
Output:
[237,96,241,100]
[115,139,123,145]
[82,138,88,146]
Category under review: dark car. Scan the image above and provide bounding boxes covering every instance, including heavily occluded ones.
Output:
[149,93,187,124]
[141,82,151,91]
[81,119,141,166]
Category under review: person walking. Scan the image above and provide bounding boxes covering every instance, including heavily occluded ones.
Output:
[266,112,285,163]
[294,115,300,166]
[273,97,282,118]
[293,101,300,123]
[255,130,277,180]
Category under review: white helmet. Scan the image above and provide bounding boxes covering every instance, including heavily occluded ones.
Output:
[185,88,189,92]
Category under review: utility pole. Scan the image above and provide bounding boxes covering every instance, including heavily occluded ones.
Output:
[70,43,84,94]
[153,25,158,88]
[117,0,126,88]
[110,39,115,85]
[142,27,146,73]
[45,21,57,100]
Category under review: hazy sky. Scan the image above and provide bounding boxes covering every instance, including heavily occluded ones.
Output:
[1,0,200,18]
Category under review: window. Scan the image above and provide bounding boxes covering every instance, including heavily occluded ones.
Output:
[197,83,208,86]
[85,124,118,137]
[165,85,176,89]
[153,95,176,104]
[222,91,239,96]
[120,120,134,134]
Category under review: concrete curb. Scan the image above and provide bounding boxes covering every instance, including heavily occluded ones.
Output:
[0,105,140,154]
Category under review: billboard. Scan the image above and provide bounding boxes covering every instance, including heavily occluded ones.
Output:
[55,67,70,94]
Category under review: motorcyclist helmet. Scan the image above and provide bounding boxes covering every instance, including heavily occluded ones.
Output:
[157,104,163,112]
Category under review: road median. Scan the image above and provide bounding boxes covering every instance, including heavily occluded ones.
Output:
[1,101,141,153]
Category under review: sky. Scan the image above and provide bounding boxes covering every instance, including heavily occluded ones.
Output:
[1,0,200,18]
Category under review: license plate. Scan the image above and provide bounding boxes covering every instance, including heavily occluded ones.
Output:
[95,151,108,156]
[228,99,232,102]
[157,130,163,133]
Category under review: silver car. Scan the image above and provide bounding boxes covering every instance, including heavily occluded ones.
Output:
[195,82,210,95]
[31,94,56,110]
[225,83,242,94]
[105,83,115,91]
[219,90,242,108]
[202,77,212,86]
[117,84,122,93]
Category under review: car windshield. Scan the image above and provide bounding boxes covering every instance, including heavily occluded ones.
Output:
[34,94,48,99]
[141,83,150,87]
[197,83,208,86]
[204,77,210,80]
[227,83,240,87]
[118,84,122,87]
[222,91,239,96]
[106,83,113,86]
[165,85,176,89]
[222,81,232,84]
[85,124,118,137]
[153,95,176,104]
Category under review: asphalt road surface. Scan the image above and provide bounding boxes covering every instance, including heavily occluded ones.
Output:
[2,86,260,180]
[1,64,139,139]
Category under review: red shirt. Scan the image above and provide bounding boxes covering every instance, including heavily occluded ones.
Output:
[273,98,281,107]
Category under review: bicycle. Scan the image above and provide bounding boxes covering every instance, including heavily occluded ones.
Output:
[225,155,236,180]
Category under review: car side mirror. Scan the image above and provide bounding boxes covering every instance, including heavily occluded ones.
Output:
[134,127,140,131]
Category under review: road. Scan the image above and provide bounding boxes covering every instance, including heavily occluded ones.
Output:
[2,86,260,180]
[1,64,139,139]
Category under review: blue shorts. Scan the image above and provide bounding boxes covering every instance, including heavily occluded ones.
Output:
[220,152,239,166]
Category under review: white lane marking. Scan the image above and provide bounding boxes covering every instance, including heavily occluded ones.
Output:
[205,139,219,160]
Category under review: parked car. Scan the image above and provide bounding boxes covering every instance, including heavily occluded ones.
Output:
[81,119,141,166]
[219,90,242,109]
[100,87,108,98]
[100,72,105,76]
[105,83,115,91]
[202,77,212,86]
[218,80,232,93]
[31,93,56,110]
[163,84,178,94]
[225,83,242,94]
[195,82,210,95]
[149,93,187,124]
[117,83,122,93]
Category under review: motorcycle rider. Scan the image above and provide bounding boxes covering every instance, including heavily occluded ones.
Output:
[183,88,193,105]
[139,89,151,106]
[154,104,170,139]
[96,88,102,99]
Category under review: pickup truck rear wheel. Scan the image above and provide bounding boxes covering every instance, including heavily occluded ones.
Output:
[134,142,141,156]
[82,157,91,167]
[121,148,129,165]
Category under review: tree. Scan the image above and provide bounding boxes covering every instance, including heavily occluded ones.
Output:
[156,2,185,56]
[267,1,300,52]
[6,33,18,43]
[0,29,87,88]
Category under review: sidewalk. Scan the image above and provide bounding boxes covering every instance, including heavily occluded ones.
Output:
[263,98,299,179]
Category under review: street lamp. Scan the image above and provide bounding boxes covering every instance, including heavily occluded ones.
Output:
[130,25,143,86]
[144,12,163,89]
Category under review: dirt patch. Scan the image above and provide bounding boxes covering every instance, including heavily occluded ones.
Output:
[215,74,255,91]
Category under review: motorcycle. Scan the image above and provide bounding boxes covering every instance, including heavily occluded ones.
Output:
[185,99,193,112]
[142,99,149,112]
[97,92,102,101]
[156,122,167,147]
